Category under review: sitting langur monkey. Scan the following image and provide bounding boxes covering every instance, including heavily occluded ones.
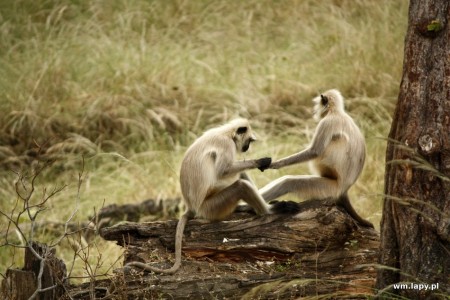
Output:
[259,89,373,228]
[126,118,287,274]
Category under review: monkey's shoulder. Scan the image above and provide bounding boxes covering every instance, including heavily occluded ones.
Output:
[202,146,234,163]
[186,135,233,154]
[331,132,349,142]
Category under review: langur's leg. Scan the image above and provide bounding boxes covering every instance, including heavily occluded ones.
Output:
[199,179,270,221]
[259,175,340,202]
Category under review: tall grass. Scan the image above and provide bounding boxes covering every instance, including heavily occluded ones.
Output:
[0,0,408,281]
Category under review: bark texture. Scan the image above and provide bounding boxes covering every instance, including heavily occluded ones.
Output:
[0,242,67,300]
[376,0,450,298]
[98,200,380,299]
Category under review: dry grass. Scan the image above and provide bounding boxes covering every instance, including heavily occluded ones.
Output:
[0,0,408,283]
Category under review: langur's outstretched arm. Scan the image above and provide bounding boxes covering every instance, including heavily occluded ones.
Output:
[270,121,333,170]
[269,148,316,169]
[222,157,272,175]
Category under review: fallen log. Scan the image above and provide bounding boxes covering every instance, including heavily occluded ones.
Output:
[97,199,379,299]
[93,198,180,229]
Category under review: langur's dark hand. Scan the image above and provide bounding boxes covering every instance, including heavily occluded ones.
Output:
[256,157,272,172]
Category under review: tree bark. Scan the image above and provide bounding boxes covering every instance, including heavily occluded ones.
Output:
[97,200,380,299]
[0,242,67,300]
[376,0,450,298]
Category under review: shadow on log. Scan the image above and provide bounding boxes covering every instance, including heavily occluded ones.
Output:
[97,199,379,299]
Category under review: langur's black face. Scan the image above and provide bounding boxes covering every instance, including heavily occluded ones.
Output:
[241,137,255,152]
[234,126,256,152]
[314,94,330,120]
[320,94,329,106]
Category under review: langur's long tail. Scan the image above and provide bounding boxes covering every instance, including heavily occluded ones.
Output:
[125,211,192,274]
[336,193,374,228]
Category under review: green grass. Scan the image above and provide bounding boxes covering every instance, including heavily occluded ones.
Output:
[0,0,408,283]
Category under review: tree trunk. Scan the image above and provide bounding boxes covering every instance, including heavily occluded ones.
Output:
[376,0,450,298]
[97,200,380,299]
[0,242,67,300]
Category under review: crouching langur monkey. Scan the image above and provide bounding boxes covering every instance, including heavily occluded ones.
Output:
[259,89,374,228]
[126,118,295,274]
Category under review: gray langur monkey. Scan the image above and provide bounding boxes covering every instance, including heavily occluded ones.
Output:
[259,89,373,228]
[126,118,280,274]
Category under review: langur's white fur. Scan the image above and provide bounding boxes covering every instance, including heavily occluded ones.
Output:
[126,118,272,274]
[260,89,372,227]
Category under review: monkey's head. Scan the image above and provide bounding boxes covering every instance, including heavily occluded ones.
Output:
[230,119,257,153]
[313,89,345,121]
